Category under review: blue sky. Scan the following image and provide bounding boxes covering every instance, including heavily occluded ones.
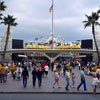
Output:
[0,0,100,42]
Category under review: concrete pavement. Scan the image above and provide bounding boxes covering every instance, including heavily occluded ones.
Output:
[0,67,100,93]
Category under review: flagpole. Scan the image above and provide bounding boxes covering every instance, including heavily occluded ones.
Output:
[51,0,54,49]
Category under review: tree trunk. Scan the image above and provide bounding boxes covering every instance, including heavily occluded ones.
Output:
[2,25,10,63]
[92,24,100,63]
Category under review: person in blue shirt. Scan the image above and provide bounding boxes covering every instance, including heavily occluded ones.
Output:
[63,64,66,77]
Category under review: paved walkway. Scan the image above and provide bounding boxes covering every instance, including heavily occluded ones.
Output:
[0,67,100,93]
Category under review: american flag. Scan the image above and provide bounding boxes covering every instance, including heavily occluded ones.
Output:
[49,5,53,13]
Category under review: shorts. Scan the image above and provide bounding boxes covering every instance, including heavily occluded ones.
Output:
[72,79,75,82]
[55,78,59,81]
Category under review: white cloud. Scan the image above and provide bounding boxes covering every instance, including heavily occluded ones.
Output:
[0,0,100,42]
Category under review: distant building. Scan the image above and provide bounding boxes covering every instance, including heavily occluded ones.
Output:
[0,30,12,61]
[12,39,24,61]
[80,39,93,63]
[0,32,24,61]
[81,39,93,49]
[93,32,100,62]
[12,39,23,49]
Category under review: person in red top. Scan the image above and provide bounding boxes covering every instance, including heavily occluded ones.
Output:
[41,62,46,77]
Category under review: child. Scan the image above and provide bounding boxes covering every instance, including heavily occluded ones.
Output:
[92,74,99,96]
[71,72,76,88]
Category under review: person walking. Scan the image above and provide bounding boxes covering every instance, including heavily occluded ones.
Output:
[77,68,87,91]
[32,68,37,87]
[41,62,46,77]
[37,68,43,87]
[71,72,76,88]
[12,69,16,80]
[78,62,81,70]
[63,64,66,77]
[92,74,99,96]
[22,67,29,88]
[66,62,70,70]
[32,60,37,68]
[5,66,8,82]
[52,70,61,88]
[72,61,75,69]
[51,62,54,71]
[53,63,57,72]
[96,67,100,80]
[65,69,70,91]
[0,64,6,83]
[17,66,22,80]
[44,64,49,77]
[57,63,61,75]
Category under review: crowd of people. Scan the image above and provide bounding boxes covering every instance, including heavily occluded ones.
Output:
[51,60,100,95]
[0,59,100,95]
[11,60,49,88]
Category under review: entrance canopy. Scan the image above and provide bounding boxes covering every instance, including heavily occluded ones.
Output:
[0,49,98,54]
[0,49,98,62]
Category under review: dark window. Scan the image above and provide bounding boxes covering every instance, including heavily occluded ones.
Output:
[81,39,93,49]
[12,39,23,49]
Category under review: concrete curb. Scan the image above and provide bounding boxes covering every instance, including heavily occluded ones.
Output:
[0,91,100,94]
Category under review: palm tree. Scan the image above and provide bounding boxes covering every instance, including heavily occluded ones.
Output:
[83,12,100,63]
[1,15,18,62]
[0,1,7,20]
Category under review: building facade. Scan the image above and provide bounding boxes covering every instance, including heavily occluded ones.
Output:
[0,30,12,61]
[93,32,100,62]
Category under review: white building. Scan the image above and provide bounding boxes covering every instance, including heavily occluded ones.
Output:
[93,27,100,62]
[0,29,12,61]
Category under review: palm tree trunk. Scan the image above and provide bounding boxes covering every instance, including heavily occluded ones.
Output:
[92,24,100,63]
[2,25,10,63]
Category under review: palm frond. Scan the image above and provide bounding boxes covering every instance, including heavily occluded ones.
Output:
[12,22,18,26]
[83,20,88,23]
[2,15,18,26]
[92,12,96,17]
[0,1,7,11]
[84,22,91,29]
[85,14,92,20]
[84,11,100,29]
[97,9,100,14]
[95,21,100,26]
